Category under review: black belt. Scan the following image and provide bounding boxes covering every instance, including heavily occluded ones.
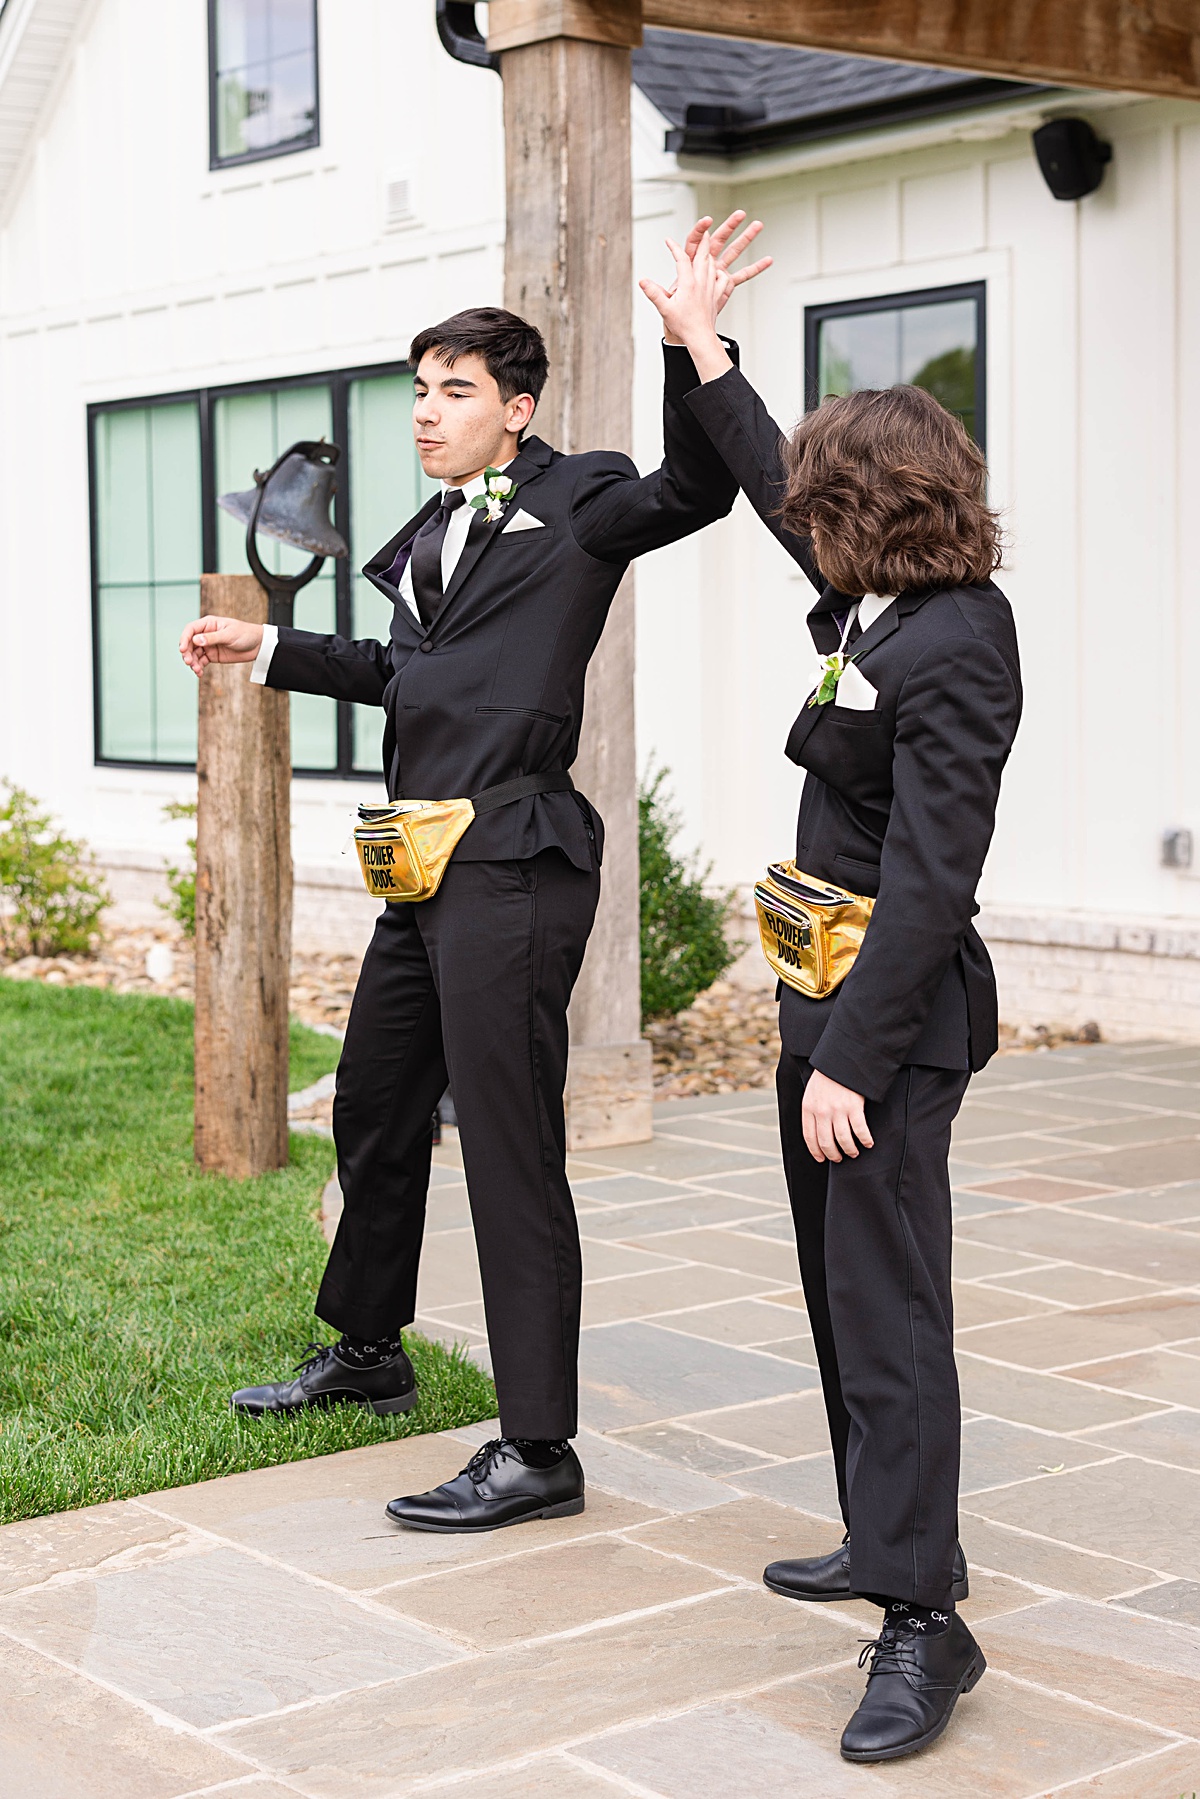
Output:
[469,771,575,815]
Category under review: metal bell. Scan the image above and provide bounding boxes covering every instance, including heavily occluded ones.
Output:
[218,441,348,559]
[218,439,348,625]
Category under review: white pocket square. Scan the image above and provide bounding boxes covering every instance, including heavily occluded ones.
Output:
[833,659,878,711]
[501,508,546,533]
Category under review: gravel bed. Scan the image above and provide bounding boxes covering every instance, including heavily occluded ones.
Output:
[3,926,1100,1106]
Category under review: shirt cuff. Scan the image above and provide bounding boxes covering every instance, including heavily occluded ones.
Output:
[249,622,278,685]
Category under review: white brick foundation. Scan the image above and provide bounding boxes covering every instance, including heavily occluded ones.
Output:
[979,908,1200,1042]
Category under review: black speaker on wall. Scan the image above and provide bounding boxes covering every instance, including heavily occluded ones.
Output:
[1033,118,1113,200]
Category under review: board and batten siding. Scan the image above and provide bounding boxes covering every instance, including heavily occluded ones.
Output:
[631,98,1200,1033]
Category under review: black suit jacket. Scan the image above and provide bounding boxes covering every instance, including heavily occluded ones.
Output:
[686,367,1022,1101]
[266,345,738,870]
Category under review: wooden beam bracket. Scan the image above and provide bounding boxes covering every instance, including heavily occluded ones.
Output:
[489,0,642,52]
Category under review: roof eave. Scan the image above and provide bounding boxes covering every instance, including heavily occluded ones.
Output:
[663,78,1050,157]
[660,85,1139,184]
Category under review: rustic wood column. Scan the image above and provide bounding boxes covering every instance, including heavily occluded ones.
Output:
[194,572,292,1177]
[494,0,652,1148]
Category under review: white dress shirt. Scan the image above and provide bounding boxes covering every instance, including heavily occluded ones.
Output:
[250,459,515,685]
[856,592,896,633]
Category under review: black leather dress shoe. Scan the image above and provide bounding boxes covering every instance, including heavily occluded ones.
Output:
[764,1534,968,1604]
[231,1341,417,1417]
[386,1438,585,1533]
[841,1612,986,1762]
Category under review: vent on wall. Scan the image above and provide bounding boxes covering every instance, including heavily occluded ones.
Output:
[385,178,417,228]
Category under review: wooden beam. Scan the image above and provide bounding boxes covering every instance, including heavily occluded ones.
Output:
[640,0,1200,103]
[503,31,652,1148]
[489,0,641,50]
[194,573,293,1179]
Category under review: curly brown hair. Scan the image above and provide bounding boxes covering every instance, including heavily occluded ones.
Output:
[780,385,1002,595]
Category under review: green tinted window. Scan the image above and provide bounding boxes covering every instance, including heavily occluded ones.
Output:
[348,372,430,771]
[214,383,337,772]
[92,363,415,778]
[814,290,982,443]
[94,403,201,763]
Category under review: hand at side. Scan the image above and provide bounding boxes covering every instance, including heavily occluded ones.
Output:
[179,615,264,675]
[802,1069,874,1164]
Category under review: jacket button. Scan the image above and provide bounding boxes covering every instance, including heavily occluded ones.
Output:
[419,639,433,652]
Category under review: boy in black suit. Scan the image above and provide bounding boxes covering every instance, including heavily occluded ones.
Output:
[640,227,1021,1763]
[179,230,769,1533]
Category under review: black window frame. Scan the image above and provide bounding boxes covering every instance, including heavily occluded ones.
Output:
[88,358,415,781]
[207,0,321,172]
[803,280,987,450]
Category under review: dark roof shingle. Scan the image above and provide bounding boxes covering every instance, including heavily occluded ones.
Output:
[632,31,1046,157]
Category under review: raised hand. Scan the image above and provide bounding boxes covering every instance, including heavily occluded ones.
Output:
[638,211,771,380]
[681,210,772,310]
[179,614,264,676]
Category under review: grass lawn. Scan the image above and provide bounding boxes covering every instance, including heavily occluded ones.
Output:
[0,980,497,1525]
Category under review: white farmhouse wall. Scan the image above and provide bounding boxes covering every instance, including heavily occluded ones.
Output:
[0,0,504,918]
[630,99,1200,1032]
[3,0,1200,1028]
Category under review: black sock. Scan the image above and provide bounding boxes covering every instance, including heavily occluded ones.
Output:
[336,1330,405,1368]
[882,1598,953,1637]
[508,1437,569,1468]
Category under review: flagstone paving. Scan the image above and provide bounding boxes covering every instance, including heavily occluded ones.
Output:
[4,1040,1200,1797]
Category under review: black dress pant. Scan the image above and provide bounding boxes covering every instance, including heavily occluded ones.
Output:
[317,850,601,1439]
[777,1052,970,1610]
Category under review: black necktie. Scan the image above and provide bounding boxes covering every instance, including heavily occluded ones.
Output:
[408,487,466,626]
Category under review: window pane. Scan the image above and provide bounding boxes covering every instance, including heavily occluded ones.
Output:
[214,0,316,162]
[815,292,980,440]
[348,372,430,772]
[98,585,155,760]
[148,405,202,582]
[94,410,153,586]
[95,402,201,763]
[213,382,337,770]
[290,568,338,769]
[152,583,202,762]
[818,311,900,397]
[900,300,977,440]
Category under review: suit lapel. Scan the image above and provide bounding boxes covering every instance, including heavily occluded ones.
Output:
[806,584,858,655]
[849,601,900,666]
[432,439,554,624]
[785,591,922,765]
[364,493,443,637]
[365,493,442,584]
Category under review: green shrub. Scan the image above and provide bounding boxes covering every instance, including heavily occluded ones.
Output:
[639,765,738,1024]
[160,799,198,938]
[0,782,109,959]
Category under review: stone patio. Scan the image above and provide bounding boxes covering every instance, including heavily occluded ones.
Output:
[4,1039,1200,1797]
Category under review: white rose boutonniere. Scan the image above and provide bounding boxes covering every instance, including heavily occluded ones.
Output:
[471,467,516,524]
[807,649,860,708]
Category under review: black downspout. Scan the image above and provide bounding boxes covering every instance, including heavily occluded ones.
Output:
[436,0,499,71]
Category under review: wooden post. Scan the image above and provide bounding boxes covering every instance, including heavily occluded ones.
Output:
[194,573,292,1177]
[496,0,653,1148]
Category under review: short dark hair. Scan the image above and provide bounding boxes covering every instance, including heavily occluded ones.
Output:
[409,307,549,405]
[781,385,1002,595]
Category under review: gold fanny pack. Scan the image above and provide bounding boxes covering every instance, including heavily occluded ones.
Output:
[754,862,875,999]
[354,772,576,903]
